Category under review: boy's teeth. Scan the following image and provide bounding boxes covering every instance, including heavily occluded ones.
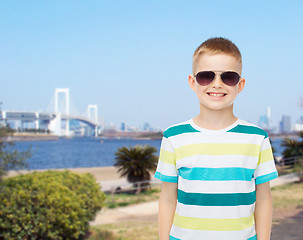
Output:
[209,93,225,97]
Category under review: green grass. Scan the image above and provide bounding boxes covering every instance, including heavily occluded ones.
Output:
[89,221,159,240]
[271,181,303,209]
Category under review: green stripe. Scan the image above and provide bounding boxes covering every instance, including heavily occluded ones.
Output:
[228,124,268,138]
[178,189,256,206]
[164,124,200,138]
[247,235,257,240]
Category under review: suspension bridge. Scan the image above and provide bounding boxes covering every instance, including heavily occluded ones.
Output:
[0,88,102,137]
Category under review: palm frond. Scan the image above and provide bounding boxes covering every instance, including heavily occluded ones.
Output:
[114,145,158,184]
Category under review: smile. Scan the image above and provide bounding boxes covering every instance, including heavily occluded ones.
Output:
[207,92,227,97]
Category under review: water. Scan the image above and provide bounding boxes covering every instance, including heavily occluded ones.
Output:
[13,138,162,170]
[12,137,287,170]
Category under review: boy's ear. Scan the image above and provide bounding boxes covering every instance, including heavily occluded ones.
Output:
[188,75,196,92]
[238,78,245,94]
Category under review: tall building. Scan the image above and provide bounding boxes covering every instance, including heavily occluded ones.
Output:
[279,115,291,133]
[258,106,272,129]
[258,115,269,129]
[121,122,127,131]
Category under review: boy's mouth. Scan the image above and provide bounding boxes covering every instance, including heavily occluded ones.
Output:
[207,92,227,97]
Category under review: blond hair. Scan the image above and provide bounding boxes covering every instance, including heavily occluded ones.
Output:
[192,37,242,74]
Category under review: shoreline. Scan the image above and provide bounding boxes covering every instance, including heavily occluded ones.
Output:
[7,166,123,182]
[3,134,59,142]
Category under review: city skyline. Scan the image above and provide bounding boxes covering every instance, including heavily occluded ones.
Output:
[2,96,302,133]
[1,1,303,129]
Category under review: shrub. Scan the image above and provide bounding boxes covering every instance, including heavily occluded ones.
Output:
[0,170,106,240]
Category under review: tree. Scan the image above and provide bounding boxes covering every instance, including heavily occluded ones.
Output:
[0,125,31,181]
[281,131,303,159]
[114,145,158,191]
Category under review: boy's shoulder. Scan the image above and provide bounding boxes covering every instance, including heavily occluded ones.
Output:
[163,120,197,138]
[230,119,269,138]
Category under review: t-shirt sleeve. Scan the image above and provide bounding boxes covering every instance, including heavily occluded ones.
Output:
[254,136,278,185]
[154,135,178,183]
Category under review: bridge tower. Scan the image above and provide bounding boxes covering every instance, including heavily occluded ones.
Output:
[54,88,70,136]
[87,104,98,136]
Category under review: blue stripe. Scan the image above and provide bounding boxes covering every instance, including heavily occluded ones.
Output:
[179,167,255,181]
[255,171,278,185]
[228,124,268,138]
[155,171,178,183]
[178,189,256,206]
[247,234,257,240]
[169,236,181,240]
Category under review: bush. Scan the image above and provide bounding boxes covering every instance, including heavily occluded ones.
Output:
[0,170,106,240]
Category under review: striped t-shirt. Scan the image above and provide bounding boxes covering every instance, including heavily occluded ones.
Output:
[155,119,278,240]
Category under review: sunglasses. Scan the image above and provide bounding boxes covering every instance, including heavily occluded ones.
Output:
[194,71,241,86]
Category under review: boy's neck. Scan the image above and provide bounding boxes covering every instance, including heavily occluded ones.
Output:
[193,105,238,130]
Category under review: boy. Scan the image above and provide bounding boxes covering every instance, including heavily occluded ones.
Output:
[155,37,278,240]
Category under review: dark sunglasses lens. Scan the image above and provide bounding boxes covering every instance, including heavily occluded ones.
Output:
[196,71,215,86]
[221,72,240,86]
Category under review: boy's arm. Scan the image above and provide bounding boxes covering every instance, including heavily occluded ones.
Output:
[254,182,273,240]
[158,181,178,240]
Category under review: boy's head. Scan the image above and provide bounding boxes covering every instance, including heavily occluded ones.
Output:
[189,37,245,112]
[192,37,242,74]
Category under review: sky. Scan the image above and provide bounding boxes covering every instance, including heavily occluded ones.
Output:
[1,0,303,130]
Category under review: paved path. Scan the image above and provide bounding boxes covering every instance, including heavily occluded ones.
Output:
[271,210,303,240]
[90,173,300,226]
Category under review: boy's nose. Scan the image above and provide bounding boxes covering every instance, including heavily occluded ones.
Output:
[211,74,223,87]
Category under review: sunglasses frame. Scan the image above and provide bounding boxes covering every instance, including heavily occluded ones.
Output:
[194,70,241,86]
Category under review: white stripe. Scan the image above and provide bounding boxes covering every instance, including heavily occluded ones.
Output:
[261,138,271,151]
[170,225,256,240]
[156,161,178,177]
[160,137,175,152]
[254,160,277,178]
[170,132,263,148]
[176,155,258,169]
[178,178,256,194]
[175,202,255,219]
[238,119,260,128]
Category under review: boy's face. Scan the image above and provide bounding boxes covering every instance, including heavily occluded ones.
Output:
[188,53,245,112]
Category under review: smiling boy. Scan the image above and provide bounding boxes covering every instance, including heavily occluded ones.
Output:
[155,37,278,240]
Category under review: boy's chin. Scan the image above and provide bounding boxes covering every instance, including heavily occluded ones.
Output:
[199,103,234,111]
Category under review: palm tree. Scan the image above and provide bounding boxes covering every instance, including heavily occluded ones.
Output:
[281,138,301,159]
[114,145,158,191]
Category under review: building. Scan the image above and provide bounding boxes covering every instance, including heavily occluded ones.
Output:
[258,106,274,132]
[279,115,292,133]
[294,116,303,132]
[121,122,127,131]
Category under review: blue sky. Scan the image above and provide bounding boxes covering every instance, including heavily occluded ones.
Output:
[1,1,303,130]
